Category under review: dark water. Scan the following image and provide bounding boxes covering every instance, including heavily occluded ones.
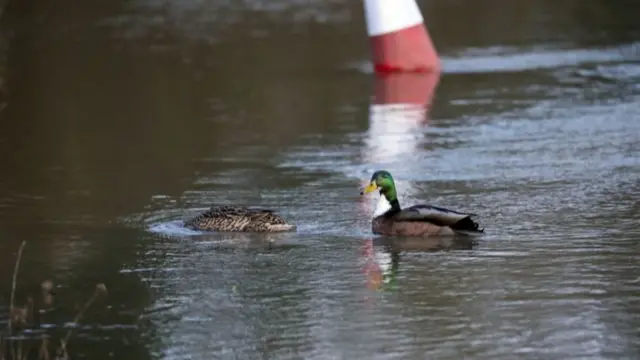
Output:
[1,0,639,359]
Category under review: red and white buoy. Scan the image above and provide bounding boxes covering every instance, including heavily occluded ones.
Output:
[364,0,440,73]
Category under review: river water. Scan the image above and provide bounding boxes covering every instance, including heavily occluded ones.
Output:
[0,1,639,359]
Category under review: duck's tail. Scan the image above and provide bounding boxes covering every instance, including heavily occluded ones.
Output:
[452,216,484,235]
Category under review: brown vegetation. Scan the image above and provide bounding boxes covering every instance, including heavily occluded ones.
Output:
[1,241,108,360]
[0,0,6,113]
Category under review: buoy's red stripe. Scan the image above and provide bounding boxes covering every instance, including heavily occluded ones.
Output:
[370,23,439,73]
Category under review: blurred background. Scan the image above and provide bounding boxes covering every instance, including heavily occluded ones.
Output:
[0,0,638,359]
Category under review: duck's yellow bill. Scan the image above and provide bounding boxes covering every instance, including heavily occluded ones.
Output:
[359,182,378,195]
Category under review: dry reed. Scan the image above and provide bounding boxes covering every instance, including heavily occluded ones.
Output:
[1,241,108,360]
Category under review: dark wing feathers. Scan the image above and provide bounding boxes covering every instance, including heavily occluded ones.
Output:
[415,204,478,217]
[391,204,484,233]
[392,204,476,226]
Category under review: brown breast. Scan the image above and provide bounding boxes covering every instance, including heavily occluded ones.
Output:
[373,217,453,237]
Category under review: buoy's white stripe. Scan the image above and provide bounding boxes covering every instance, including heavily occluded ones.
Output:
[364,0,424,36]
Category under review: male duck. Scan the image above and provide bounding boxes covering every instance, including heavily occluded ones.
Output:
[184,205,296,232]
[360,170,484,236]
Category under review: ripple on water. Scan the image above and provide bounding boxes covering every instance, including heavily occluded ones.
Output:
[349,43,639,75]
[148,220,200,236]
[95,34,640,359]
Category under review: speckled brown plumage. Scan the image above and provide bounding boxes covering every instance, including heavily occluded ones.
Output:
[184,205,296,232]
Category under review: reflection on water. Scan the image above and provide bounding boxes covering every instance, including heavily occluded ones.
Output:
[359,72,440,218]
[364,73,438,163]
[0,0,639,359]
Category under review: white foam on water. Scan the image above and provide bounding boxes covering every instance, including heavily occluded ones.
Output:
[148,220,202,236]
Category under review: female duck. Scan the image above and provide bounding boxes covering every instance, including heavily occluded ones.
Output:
[360,170,484,236]
[184,205,296,232]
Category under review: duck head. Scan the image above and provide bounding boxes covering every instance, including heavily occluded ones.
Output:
[360,170,400,216]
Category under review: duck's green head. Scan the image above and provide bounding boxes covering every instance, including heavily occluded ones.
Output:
[360,170,397,201]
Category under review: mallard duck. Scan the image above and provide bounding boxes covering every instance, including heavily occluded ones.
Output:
[360,170,484,236]
[184,205,296,232]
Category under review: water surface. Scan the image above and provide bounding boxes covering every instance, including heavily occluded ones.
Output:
[0,0,639,359]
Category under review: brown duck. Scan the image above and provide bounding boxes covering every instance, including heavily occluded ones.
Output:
[360,170,484,236]
[184,205,296,232]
